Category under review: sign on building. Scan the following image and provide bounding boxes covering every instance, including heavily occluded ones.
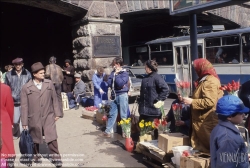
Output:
[93,36,121,57]
[169,0,249,16]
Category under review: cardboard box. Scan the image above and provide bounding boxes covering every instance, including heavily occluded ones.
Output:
[180,153,210,168]
[158,133,190,153]
[96,112,105,125]
[82,109,96,120]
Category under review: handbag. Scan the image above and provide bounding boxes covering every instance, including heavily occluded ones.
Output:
[130,96,140,134]
[19,130,34,161]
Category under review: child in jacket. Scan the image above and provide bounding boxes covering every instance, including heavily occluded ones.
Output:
[210,95,249,168]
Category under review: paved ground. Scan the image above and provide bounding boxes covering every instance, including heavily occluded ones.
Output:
[12,97,175,167]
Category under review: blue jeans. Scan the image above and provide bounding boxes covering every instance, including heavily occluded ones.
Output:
[105,93,128,134]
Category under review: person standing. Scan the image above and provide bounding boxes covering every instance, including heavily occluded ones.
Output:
[21,62,63,167]
[2,65,13,83]
[100,57,129,137]
[138,60,169,138]
[0,83,15,168]
[62,59,75,93]
[5,57,32,139]
[67,73,86,110]
[183,58,224,153]
[92,67,108,108]
[45,56,64,114]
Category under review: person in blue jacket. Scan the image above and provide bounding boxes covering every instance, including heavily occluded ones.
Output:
[210,95,250,168]
[100,57,129,137]
[92,67,108,108]
[166,94,190,136]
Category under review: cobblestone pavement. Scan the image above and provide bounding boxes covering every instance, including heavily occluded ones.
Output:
[12,97,174,167]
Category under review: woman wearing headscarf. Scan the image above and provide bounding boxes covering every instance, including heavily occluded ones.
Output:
[183,58,224,153]
[138,60,169,124]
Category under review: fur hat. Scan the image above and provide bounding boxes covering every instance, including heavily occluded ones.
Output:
[31,62,44,73]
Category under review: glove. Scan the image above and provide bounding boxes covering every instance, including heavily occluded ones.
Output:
[99,89,104,94]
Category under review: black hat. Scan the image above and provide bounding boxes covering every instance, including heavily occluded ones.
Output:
[65,59,71,64]
[31,62,44,73]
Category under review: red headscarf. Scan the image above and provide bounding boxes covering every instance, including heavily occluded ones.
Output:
[193,58,220,87]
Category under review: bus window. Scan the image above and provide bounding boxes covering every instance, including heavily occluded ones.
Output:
[222,36,239,45]
[175,47,181,65]
[150,44,160,52]
[161,43,172,51]
[152,51,173,66]
[198,46,202,58]
[206,38,220,47]
[242,33,250,63]
[183,47,188,64]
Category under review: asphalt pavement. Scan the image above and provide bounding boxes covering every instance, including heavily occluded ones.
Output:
[12,97,175,167]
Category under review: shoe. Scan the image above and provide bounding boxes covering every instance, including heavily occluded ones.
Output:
[99,132,111,138]
[52,160,62,168]
[33,155,42,164]
[75,105,79,110]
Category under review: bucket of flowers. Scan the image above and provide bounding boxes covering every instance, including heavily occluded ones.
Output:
[138,120,154,142]
[219,80,240,97]
[118,118,134,152]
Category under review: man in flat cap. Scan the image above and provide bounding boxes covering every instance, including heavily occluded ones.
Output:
[62,59,75,93]
[5,57,32,139]
[67,73,86,110]
[21,62,63,167]
[45,56,64,114]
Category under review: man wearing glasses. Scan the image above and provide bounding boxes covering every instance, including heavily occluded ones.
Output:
[5,57,32,139]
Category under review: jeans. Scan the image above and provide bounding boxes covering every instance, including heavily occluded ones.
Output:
[105,93,128,134]
[13,106,23,137]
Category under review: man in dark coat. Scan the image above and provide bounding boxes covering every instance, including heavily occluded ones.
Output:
[62,59,75,93]
[21,62,63,167]
[5,57,32,139]
[45,56,64,114]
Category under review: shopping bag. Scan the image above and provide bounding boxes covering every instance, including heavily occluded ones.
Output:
[19,130,34,161]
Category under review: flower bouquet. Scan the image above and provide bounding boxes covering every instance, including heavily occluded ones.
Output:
[139,120,154,141]
[219,80,240,97]
[172,103,182,132]
[153,119,168,134]
[118,118,131,138]
[174,78,191,97]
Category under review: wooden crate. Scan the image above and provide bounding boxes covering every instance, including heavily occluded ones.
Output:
[82,108,96,120]
[61,92,69,111]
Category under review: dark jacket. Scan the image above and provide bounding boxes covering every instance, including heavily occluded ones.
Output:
[167,99,190,135]
[5,68,32,104]
[63,65,75,85]
[210,120,249,168]
[107,69,129,97]
[45,63,64,84]
[139,72,169,116]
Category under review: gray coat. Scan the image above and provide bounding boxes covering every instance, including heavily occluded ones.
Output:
[5,68,32,104]
[73,80,86,96]
[21,79,63,144]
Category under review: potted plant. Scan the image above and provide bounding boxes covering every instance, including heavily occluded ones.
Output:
[139,120,154,142]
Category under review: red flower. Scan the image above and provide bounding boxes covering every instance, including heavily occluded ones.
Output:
[162,120,167,126]
[172,104,178,111]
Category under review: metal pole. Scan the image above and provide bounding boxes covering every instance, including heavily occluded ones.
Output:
[189,13,198,88]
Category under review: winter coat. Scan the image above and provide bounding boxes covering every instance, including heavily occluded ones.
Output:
[191,75,223,153]
[45,63,64,84]
[167,99,190,136]
[73,80,86,96]
[63,65,75,85]
[107,69,129,97]
[21,79,63,144]
[92,72,108,107]
[139,72,169,117]
[0,84,15,159]
[210,120,249,168]
[5,68,32,104]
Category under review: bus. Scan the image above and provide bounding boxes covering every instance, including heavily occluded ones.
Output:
[129,27,250,93]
